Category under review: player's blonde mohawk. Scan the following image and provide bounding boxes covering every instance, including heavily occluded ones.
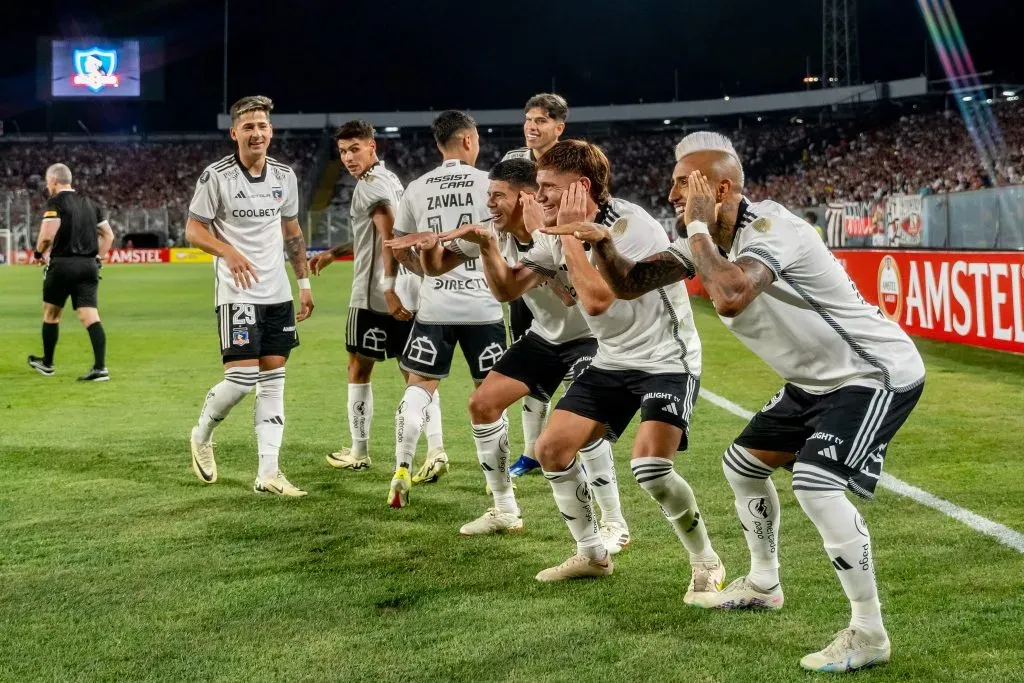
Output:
[675,131,739,162]
[675,131,745,186]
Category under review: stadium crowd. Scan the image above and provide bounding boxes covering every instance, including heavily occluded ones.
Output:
[2,100,1021,243]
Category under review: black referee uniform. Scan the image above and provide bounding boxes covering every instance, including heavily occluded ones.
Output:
[28,190,110,380]
[42,191,106,310]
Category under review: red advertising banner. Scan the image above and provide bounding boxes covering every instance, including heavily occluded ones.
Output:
[106,248,169,264]
[835,249,1024,354]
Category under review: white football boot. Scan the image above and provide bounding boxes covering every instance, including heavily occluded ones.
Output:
[800,628,891,673]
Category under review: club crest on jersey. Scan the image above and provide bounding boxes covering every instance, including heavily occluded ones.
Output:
[752,217,772,233]
[272,187,284,202]
[231,328,250,347]
[200,170,210,184]
[610,217,629,236]
[72,47,119,93]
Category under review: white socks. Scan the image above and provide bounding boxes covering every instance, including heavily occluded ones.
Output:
[254,368,286,480]
[722,444,781,589]
[195,366,258,443]
[347,383,372,456]
[521,395,548,458]
[793,462,884,636]
[579,439,625,525]
[395,385,432,471]
[473,419,518,516]
[543,459,604,560]
[424,390,444,453]
[631,457,718,564]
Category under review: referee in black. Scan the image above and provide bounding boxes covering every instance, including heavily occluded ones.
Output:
[27,163,114,381]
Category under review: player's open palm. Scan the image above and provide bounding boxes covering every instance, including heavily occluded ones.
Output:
[556,181,588,225]
[297,288,315,322]
[684,171,717,227]
[223,245,259,289]
[308,251,335,275]
[385,232,439,251]
[520,192,545,232]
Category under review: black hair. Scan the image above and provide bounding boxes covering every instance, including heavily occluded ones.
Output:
[488,158,538,190]
[432,110,476,147]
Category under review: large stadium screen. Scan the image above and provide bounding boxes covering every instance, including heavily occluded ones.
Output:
[39,37,164,100]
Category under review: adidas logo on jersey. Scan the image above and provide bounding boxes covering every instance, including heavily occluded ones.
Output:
[817,445,839,461]
[235,190,246,199]
[661,403,679,416]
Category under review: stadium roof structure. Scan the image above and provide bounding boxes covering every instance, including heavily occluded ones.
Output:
[218,77,928,131]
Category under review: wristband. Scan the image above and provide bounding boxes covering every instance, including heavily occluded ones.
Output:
[686,220,710,237]
[33,250,43,260]
[297,278,311,290]
[382,275,396,290]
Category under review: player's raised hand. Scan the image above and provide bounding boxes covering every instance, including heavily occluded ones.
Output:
[385,289,412,321]
[434,223,487,245]
[297,288,315,322]
[385,232,440,251]
[223,245,259,289]
[556,181,588,225]
[520,192,545,232]
[308,251,335,276]
[541,221,610,245]
[684,171,717,227]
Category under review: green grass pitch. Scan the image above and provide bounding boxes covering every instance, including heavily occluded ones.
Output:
[1,263,1023,682]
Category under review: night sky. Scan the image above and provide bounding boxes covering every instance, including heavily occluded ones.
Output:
[0,0,1018,133]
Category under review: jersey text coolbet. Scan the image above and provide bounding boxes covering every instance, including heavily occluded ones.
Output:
[188,153,299,306]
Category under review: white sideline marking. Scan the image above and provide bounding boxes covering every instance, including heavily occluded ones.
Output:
[700,388,1024,554]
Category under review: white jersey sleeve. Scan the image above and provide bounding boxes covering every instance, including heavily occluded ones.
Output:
[188,168,220,224]
[721,200,925,393]
[393,191,417,236]
[349,163,405,313]
[282,170,300,221]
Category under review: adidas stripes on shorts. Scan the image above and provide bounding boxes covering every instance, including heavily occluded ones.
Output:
[554,367,700,451]
[734,382,924,499]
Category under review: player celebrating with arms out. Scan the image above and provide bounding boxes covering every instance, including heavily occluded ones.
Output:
[386,111,506,508]
[495,141,723,590]
[184,95,315,497]
[307,120,435,471]
[501,93,569,478]
[387,158,630,550]
[572,131,925,672]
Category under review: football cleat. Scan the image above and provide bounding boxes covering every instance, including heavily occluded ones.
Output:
[253,472,307,497]
[189,427,217,484]
[77,367,110,382]
[326,447,371,470]
[690,576,784,610]
[684,559,726,605]
[388,467,411,508]
[800,628,891,673]
[412,449,449,485]
[510,455,541,477]
[536,552,613,583]
[599,520,631,555]
[27,355,54,377]
[459,508,524,536]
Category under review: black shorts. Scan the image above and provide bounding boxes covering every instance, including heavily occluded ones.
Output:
[494,332,597,402]
[43,257,99,310]
[217,301,299,363]
[346,307,414,361]
[399,320,507,381]
[556,366,700,451]
[735,382,925,499]
[509,298,533,344]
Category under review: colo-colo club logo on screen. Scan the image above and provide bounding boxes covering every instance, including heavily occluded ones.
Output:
[72,47,119,93]
[877,254,903,321]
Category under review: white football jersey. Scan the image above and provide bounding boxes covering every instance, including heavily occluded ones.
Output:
[668,199,925,393]
[393,159,502,324]
[189,153,299,306]
[349,160,404,313]
[501,147,537,162]
[523,198,701,375]
[396,268,421,311]
[450,230,592,345]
